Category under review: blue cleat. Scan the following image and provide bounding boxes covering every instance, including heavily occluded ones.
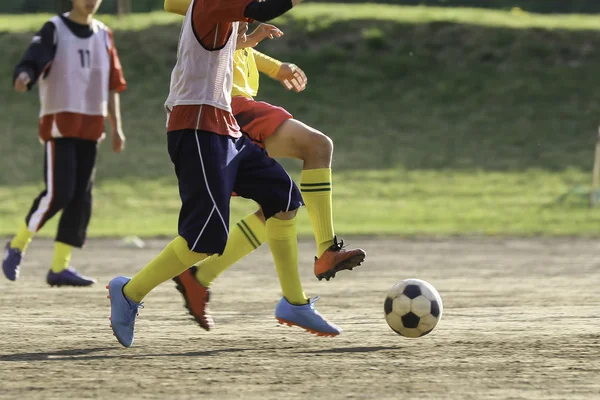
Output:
[107,276,142,348]
[3,242,22,281]
[47,267,96,287]
[275,296,341,337]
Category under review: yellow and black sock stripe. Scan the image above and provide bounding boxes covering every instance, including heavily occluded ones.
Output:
[300,182,332,193]
[237,220,261,249]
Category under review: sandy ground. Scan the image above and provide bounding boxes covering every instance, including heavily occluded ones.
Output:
[1,237,599,399]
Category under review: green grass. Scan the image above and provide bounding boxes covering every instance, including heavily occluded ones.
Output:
[0,11,181,33]
[2,4,600,237]
[2,169,599,238]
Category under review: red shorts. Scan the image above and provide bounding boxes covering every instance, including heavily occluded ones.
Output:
[39,113,105,142]
[231,96,292,148]
[230,97,292,198]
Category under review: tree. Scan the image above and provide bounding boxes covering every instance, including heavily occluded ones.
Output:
[117,0,132,15]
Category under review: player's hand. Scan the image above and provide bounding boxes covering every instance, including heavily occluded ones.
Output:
[243,24,283,47]
[111,131,126,153]
[276,63,307,93]
[238,23,283,49]
[14,71,32,93]
[237,21,249,41]
[254,23,283,41]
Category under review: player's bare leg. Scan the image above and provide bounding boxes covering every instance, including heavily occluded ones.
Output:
[264,119,366,280]
[263,119,332,167]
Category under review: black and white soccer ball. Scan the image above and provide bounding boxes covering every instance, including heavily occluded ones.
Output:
[384,279,443,338]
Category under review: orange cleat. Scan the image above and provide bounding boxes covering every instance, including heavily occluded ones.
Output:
[314,236,366,281]
[173,266,214,331]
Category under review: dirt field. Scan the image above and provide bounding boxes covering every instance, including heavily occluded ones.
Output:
[1,238,599,399]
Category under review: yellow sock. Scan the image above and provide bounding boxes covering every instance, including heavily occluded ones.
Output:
[300,168,335,257]
[266,216,307,305]
[51,242,72,273]
[196,212,266,287]
[10,223,34,253]
[123,236,207,303]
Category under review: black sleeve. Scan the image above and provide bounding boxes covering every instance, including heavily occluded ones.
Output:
[13,21,57,90]
[244,0,293,23]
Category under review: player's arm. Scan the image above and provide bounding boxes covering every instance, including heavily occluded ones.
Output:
[107,29,127,154]
[237,23,283,50]
[108,91,125,153]
[13,22,57,92]
[253,49,283,78]
[254,50,307,92]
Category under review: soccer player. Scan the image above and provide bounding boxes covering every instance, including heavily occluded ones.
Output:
[3,0,127,287]
[107,0,340,348]
[172,20,366,331]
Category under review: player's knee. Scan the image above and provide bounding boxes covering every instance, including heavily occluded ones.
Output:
[304,130,333,163]
[273,209,298,220]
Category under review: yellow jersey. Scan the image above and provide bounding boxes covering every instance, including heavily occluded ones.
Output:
[232,48,282,99]
[164,0,189,16]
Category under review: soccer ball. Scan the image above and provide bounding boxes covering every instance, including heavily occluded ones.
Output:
[384,279,443,338]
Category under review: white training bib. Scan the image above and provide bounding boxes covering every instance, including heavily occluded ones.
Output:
[39,15,111,117]
[164,0,238,112]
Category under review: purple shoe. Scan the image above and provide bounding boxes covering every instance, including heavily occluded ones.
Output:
[46,266,96,287]
[3,242,23,281]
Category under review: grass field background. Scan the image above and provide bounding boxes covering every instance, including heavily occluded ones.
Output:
[2,4,600,237]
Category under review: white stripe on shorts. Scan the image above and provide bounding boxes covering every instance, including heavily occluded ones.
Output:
[28,142,54,232]
[193,129,229,250]
[193,206,216,251]
[285,173,293,212]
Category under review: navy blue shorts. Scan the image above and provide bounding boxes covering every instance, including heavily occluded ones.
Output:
[167,129,304,255]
